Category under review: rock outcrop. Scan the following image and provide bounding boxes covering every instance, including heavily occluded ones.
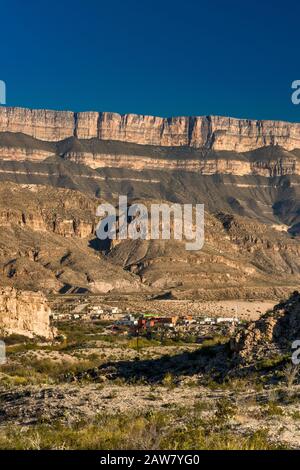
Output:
[0,287,53,339]
[1,107,300,151]
[231,291,300,364]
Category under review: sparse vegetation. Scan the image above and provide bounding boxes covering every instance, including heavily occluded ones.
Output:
[263,401,284,417]
[162,372,176,389]
[214,398,237,423]
[1,293,300,450]
[256,355,288,371]
[284,364,299,389]
[0,408,284,450]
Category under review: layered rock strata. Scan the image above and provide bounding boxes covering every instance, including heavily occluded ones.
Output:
[1,107,300,151]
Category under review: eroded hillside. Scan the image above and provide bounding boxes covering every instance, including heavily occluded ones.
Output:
[0,183,298,298]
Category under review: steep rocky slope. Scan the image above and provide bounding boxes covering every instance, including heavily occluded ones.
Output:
[0,132,300,177]
[107,203,300,299]
[0,130,300,233]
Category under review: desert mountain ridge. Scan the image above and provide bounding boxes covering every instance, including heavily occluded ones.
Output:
[1,106,300,151]
[0,106,299,297]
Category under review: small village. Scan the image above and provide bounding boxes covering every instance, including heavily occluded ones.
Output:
[50,301,241,343]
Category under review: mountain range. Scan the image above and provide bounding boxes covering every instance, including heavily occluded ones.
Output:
[0,106,299,298]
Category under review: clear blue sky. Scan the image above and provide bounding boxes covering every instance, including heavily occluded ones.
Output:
[1,0,300,121]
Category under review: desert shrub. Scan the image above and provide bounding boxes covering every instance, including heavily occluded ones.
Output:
[127,338,160,350]
[161,427,281,450]
[0,411,169,450]
[284,364,299,388]
[193,400,211,413]
[290,411,300,420]
[199,336,229,359]
[214,398,237,423]
[145,393,160,401]
[3,334,33,346]
[162,372,176,389]
[255,355,288,371]
[263,401,284,417]
[0,355,102,386]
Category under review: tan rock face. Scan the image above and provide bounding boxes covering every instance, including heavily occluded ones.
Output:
[62,151,300,176]
[0,108,74,141]
[0,287,53,339]
[1,107,300,151]
[0,147,54,161]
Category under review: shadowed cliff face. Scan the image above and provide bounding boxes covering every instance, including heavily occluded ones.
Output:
[1,107,300,151]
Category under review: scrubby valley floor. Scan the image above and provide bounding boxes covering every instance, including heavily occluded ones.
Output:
[1,299,300,450]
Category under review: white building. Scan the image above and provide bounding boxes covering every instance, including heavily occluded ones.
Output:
[111,307,121,314]
[90,306,104,314]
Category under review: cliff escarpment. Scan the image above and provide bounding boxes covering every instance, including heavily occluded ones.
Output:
[1,107,300,152]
